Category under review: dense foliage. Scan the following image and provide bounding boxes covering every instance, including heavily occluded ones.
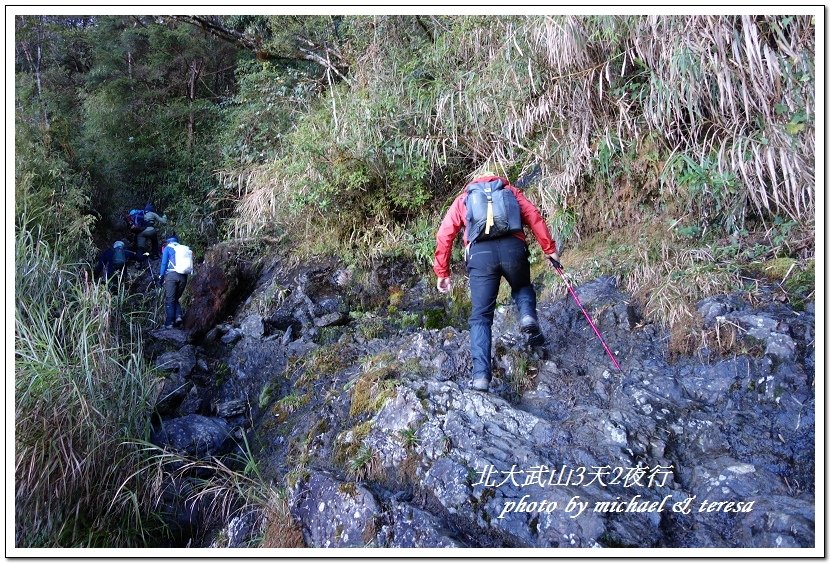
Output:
[218,14,815,352]
[15,14,816,259]
[224,16,815,246]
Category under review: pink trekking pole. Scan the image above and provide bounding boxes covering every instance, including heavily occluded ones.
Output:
[549,257,622,371]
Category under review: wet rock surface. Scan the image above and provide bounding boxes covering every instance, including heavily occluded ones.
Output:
[142,259,815,549]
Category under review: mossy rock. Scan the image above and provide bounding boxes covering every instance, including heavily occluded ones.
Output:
[424,308,449,330]
[762,257,797,280]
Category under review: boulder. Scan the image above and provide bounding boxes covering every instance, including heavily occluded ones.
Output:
[182,243,259,338]
[150,414,233,458]
[240,314,265,339]
[153,373,192,417]
[155,345,198,379]
[377,501,461,548]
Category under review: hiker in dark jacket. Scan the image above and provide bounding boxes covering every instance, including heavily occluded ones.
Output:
[95,240,137,279]
[433,169,560,392]
[158,234,192,329]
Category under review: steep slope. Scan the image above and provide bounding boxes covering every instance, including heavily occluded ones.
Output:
[146,254,815,549]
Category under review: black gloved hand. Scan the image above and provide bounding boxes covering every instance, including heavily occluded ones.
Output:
[157,275,164,284]
[548,255,562,270]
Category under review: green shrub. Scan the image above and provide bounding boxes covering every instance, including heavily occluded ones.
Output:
[15,119,96,262]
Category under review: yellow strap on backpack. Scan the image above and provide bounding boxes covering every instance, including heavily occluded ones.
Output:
[485,201,494,234]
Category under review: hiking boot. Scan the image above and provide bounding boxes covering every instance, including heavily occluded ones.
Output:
[520,315,540,334]
[520,315,546,347]
[175,317,183,326]
[527,331,546,347]
[163,324,173,330]
[471,374,491,392]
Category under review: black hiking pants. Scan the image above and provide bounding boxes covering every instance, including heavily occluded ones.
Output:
[466,236,538,380]
[163,271,188,327]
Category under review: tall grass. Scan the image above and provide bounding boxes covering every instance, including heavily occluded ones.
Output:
[14,224,159,547]
[560,222,769,358]
[224,15,814,263]
[626,244,741,357]
[120,438,306,548]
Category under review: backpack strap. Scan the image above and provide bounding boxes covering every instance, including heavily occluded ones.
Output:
[485,192,495,235]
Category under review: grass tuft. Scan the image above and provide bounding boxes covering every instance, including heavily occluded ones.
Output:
[348,353,400,418]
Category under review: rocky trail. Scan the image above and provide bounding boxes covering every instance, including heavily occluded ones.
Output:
[139,249,815,549]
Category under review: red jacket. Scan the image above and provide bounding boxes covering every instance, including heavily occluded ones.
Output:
[433,176,557,278]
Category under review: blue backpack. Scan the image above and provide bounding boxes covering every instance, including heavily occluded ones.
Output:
[112,246,127,266]
[128,209,146,232]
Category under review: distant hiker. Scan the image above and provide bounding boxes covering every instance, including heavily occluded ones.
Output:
[95,240,137,279]
[128,203,168,258]
[433,169,560,392]
[158,234,193,329]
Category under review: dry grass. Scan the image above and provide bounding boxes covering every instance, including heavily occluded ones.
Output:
[348,446,382,482]
[398,453,422,487]
[698,317,742,356]
[333,420,374,466]
[501,349,538,397]
[348,353,400,418]
[260,498,306,548]
[627,245,741,357]
[562,220,748,357]
[218,164,293,242]
[128,434,309,549]
[528,15,814,226]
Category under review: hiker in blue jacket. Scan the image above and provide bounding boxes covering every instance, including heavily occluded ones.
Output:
[95,240,137,279]
[158,234,192,329]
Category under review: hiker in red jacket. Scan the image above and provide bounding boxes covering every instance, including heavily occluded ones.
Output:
[433,170,560,392]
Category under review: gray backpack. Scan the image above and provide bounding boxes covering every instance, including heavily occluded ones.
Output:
[464,179,523,242]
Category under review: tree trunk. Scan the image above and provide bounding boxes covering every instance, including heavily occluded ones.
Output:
[187,59,203,151]
[19,41,49,128]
